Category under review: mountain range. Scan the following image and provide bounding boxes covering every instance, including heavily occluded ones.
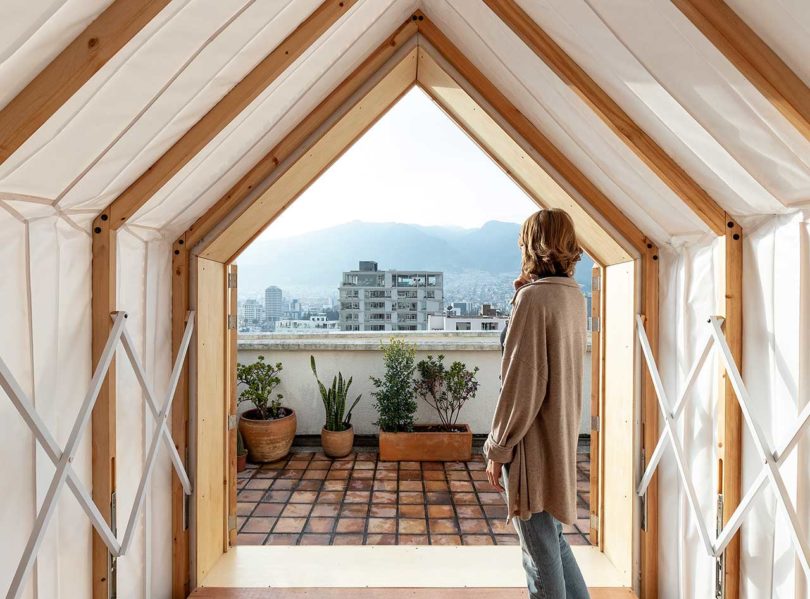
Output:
[236,220,594,299]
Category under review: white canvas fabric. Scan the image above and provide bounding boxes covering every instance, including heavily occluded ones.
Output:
[0,0,808,597]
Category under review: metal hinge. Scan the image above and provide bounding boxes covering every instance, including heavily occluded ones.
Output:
[228,414,238,430]
[590,513,599,533]
[228,515,238,531]
[640,452,647,531]
[715,493,725,599]
[591,415,600,433]
[227,315,237,329]
[591,317,600,332]
[227,272,237,288]
[109,491,118,599]
[592,277,601,292]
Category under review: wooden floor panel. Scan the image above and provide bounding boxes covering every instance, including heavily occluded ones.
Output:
[191,588,636,598]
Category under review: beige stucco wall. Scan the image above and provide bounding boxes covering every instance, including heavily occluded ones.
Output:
[238,331,591,435]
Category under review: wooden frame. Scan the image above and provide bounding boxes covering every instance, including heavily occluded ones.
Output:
[90,208,117,599]
[590,265,604,547]
[171,239,192,599]
[0,0,172,164]
[673,0,810,142]
[718,217,743,598]
[182,19,656,594]
[68,5,753,598]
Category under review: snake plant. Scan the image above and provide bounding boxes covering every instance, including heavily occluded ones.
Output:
[311,355,362,432]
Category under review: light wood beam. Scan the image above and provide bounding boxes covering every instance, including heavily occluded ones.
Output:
[107,0,357,229]
[186,16,418,248]
[719,216,743,599]
[673,0,810,142]
[90,209,117,599]
[0,0,171,164]
[171,237,190,599]
[415,13,650,254]
[483,0,726,234]
[640,248,660,599]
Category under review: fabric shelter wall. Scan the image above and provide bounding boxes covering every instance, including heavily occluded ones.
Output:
[0,210,94,599]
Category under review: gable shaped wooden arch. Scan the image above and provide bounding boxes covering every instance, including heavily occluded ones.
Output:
[173,17,656,595]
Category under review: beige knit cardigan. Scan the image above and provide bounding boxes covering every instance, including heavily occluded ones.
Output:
[483,276,587,524]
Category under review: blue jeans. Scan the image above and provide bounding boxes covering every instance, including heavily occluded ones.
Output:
[502,466,589,598]
[513,511,590,599]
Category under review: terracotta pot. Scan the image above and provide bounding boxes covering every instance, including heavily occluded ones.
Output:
[239,408,297,463]
[321,425,354,458]
[379,424,472,462]
[236,452,248,473]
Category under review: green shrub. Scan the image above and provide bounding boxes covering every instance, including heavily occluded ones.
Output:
[414,354,479,431]
[371,338,417,432]
[310,355,362,432]
[237,355,284,420]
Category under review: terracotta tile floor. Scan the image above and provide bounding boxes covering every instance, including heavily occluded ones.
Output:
[236,440,592,547]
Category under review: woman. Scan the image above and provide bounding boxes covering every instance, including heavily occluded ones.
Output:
[484,209,589,599]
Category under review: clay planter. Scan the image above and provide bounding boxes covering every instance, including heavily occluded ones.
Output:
[236,452,248,473]
[379,424,472,462]
[239,408,297,463]
[321,425,355,458]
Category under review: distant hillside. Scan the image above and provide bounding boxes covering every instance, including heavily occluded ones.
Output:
[236,220,594,298]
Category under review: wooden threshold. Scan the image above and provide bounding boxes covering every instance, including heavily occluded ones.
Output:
[190,588,637,598]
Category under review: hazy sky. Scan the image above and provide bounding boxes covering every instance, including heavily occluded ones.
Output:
[259,87,539,240]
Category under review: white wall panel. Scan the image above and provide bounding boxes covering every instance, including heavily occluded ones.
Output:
[0,0,114,110]
[656,236,720,598]
[516,0,783,218]
[586,0,810,208]
[740,211,810,599]
[725,0,810,87]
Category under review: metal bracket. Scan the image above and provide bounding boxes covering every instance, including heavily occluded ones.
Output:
[228,414,238,430]
[228,515,238,531]
[591,316,600,332]
[227,272,237,288]
[228,314,238,330]
[591,415,600,433]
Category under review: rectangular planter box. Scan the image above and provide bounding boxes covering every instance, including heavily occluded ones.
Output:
[378,424,473,462]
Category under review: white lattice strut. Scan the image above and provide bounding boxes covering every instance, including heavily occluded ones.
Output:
[635,315,810,579]
[1,311,195,599]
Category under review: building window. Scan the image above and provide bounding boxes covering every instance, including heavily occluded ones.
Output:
[482,322,498,331]
[455,322,471,331]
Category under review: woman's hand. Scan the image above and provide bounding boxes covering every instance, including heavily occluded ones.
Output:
[512,273,536,291]
[486,459,505,493]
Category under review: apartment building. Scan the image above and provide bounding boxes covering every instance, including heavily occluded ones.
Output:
[338,261,443,331]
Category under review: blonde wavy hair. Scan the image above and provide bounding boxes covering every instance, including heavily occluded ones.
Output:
[519,209,583,278]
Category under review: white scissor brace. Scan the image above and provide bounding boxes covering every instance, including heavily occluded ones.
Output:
[0,311,195,599]
[636,314,810,579]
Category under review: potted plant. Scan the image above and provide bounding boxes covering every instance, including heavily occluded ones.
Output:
[237,356,296,462]
[411,354,478,461]
[236,429,248,473]
[310,356,362,458]
[371,339,419,460]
